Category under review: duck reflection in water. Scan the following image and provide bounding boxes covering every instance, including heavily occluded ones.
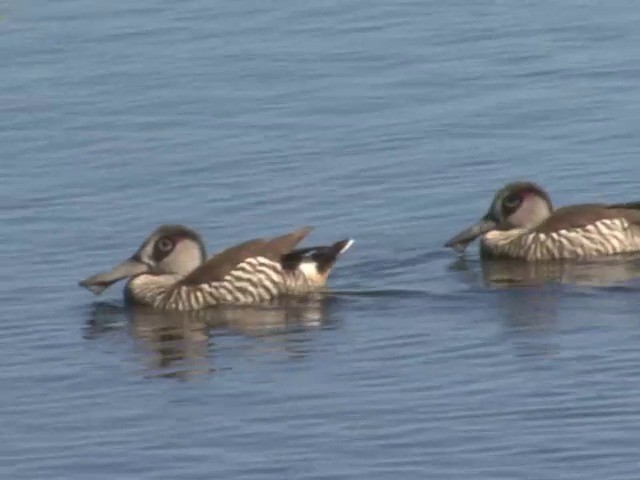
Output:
[84,295,338,380]
[449,255,640,356]
[450,254,640,289]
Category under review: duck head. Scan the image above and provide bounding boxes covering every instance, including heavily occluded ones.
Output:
[79,225,207,295]
[444,181,553,252]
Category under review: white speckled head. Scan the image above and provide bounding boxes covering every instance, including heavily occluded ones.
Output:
[487,182,553,229]
[445,181,553,252]
[132,225,206,276]
[79,225,207,295]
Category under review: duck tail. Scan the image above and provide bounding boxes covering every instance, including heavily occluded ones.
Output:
[312,238,354,274]
[282,238,354,286]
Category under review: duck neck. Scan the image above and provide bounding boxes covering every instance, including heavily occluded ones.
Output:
[125,273,182,308]
[481,228,531,258]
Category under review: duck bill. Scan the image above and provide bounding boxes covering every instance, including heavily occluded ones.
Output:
[79,258,149,295]
[444,218,497,252]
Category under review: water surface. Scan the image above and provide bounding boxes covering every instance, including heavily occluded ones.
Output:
[4,1,640,478]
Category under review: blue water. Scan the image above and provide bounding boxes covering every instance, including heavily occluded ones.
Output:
[4,1,640,478]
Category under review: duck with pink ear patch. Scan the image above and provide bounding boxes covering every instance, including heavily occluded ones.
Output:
[79,225,354,311]
[444,181,640,261]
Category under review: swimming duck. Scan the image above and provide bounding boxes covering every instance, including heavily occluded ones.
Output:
[79,225,353,310]
[444,181,640,261]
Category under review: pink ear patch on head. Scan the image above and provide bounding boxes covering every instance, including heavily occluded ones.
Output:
[520,189,536,198]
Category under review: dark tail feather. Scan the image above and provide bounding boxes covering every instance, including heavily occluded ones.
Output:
[313,238,354,273]
[281,238,354,273]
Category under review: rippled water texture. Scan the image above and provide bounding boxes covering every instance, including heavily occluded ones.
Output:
[4,1,640,478]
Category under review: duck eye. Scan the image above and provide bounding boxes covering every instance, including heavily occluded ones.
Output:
[157,238,174,252]
[503,193,522,209]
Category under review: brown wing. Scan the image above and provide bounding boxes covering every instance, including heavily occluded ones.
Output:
[606,204,640,226]
[179,226,314,285]
[261,226,315,260]
[535,203,640,233]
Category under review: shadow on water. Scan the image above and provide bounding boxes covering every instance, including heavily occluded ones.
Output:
[332,288,434,299]
[83,296,343,380]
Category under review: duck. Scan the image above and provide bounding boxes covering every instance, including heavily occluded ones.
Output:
[79,225,353,310]
[444,181,640,261]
